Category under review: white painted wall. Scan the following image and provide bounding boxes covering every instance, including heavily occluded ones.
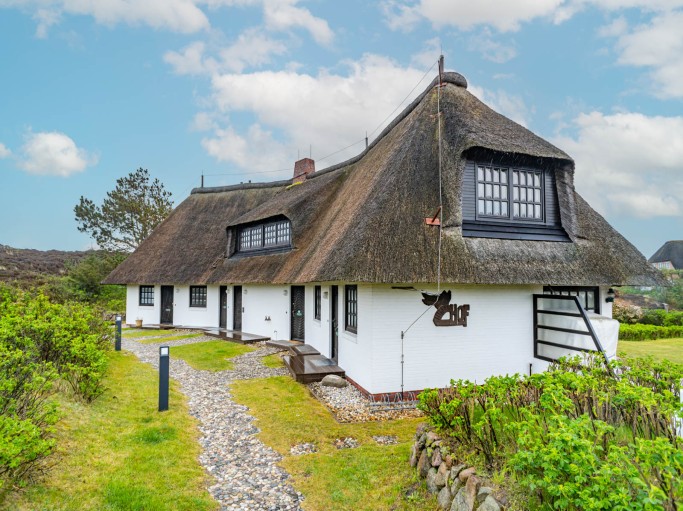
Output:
[362,284,548,395]
[336,284,374,392]
[305,284,331,357]
[241,284,290,340]
[126,284,159,326]
[171,285,221,327]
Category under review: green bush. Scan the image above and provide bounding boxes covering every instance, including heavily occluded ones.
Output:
[418,355,683,510]
[612,302,642,324]
[640,309,668,326]
[619,323,683,341]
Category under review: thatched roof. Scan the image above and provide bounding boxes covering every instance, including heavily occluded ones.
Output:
[649,240,683,270]
[104,72,663,287]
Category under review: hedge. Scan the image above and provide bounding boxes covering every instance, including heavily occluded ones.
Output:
[619,323,683,341]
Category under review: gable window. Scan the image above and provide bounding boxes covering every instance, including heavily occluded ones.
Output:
[477,164,543,222]
[139,285,154,306]
[543,286,600,314]
[314,285,321,320]
[345,285,358,333]
[189,286,207,307]
[237,218,291,253]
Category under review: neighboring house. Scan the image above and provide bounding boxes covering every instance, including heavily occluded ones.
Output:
[649,240,683,270]
[104,72,662,399]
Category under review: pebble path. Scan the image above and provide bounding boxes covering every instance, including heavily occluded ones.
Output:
[122,333,305,511]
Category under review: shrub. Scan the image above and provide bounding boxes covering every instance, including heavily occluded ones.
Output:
[619,324,683,341]
[612,302,642,324]
[640,309,668,326]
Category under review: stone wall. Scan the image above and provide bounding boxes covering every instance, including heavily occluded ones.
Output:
[410,424,506,511]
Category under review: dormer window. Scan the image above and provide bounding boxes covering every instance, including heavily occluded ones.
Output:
[476,164,544,222]
[234,217,292,255]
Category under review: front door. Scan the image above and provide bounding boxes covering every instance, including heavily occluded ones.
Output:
[291,286,305,341]
[160,286,174,324]
[330,285,338,362]
[219,285,227,329]
[233,286,242,331]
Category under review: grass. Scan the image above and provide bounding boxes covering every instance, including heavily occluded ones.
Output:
[231,376,437,511]
[4,350,217,511]
[262,353,285,368]
[618,337,683,365]
[170,340,255,371]
[137,333,204,344]
[122,328,184,338]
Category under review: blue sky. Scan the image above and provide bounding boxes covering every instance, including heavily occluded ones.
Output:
[0,0,682,259]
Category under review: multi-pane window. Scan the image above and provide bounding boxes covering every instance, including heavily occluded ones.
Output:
[314,285,321,320]
[477,165,509,218]
[189,286,207,307]
[543,286,600,314]
[238,219,292,252]
[476,164,544,222]
[345,285,358,333]
[139,285,154,306]
[512,169,543,220]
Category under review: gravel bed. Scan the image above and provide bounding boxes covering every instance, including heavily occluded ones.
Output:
[122,337,302,510]
[334,437,359,449]
[289,443,318,456]
[308,382,423,423]
[372,435,399,445]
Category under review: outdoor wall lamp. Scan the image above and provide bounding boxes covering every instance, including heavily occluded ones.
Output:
[606,288,615,303]
[283,289,288,296]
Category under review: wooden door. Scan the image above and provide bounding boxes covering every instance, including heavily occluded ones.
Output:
[330,285,338,362]
[219,286,227,329]
[233,286,242,331]
[160,286,174,324]
[290,286,305,341]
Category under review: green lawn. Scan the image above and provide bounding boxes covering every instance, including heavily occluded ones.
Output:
[122,328,184,338]
[170,340,255,371]
[231,376,437,511]
[137,333,204,344]
[618,337,683,365]
[4,351,217,511]
[262,353,285,368]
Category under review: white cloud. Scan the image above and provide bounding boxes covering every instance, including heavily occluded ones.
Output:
[469,29,517,63]
[410,37,442,69]
[164,41,211,75]
[0,143,11,158]
[200,54,429,171]
[553,111,683,218]
[382,0,683,32]
[262,0,333,45]
[469,85,531,127]
[608,11,683,98]
[18,131,97,177]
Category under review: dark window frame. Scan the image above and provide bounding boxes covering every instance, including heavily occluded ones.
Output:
[236,218,292,254]
[345,285,358,334]
[475,163,545,223]
[189,285,208,308]
[139,285,154,306]
[314,285,321,320]
[543,286,600,314]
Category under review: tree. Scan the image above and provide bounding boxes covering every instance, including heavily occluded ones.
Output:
[74,168,173,252]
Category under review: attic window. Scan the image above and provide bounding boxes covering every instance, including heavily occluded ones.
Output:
[477,164,543,221]
[237,218,291,253]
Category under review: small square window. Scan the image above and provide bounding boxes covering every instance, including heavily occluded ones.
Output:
[139,285,154,306]
[314,285,321,320]
[190,286,207,307]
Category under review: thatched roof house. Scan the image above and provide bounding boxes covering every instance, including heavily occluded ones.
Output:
[107,71,662,397]
[105,72,660,289]
[649,240,683,270]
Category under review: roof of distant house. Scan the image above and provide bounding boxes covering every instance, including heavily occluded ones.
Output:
[649,240,683,270]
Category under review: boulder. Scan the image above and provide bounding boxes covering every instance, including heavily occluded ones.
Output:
[464,474,481,509]
[437,486,452,510]
[477,486,493,505]
[321,375,348,388]
[450,487,471,511]
[434,462,448,487]
[478,496,501,511]
[450,479,464,497]
[431,448,443,467]
[450,464,466,484]
[426,467,445,494]
[458,467,476,482]
[409,443,419,467]
[418,450,430,479]
[426,431,439,447]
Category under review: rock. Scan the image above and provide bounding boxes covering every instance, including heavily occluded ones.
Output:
[477,486,493,505]
[426,431,439,447]
[464,474,481,509]
[321,374,348,388]
[415,423,430,438]
[431,448,443,467]
[478,496,501,511]
[434,462,448,487]
[410,444,419,467]
[450,487,471,511]
[450,463,467,484]
[458,467,476,482]
[437,486,452,510]
[444,455,453,468]
[450,478,464,497]
[426,467,444,494]
[418,450,431,478]
[417,432,427,449]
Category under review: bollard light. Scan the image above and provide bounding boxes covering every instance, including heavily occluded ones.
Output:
[115,315,122,351]
[159,345,170,411]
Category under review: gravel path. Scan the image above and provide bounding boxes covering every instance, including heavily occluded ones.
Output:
[122,334,304,511]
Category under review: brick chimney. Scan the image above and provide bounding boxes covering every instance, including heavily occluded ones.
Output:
[293,158,315,184]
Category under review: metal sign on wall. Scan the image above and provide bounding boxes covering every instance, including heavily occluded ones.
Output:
[421,290,470,327]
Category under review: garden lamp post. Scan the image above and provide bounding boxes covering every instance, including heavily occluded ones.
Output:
[115,315,122,351]
[159,346,170,412]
